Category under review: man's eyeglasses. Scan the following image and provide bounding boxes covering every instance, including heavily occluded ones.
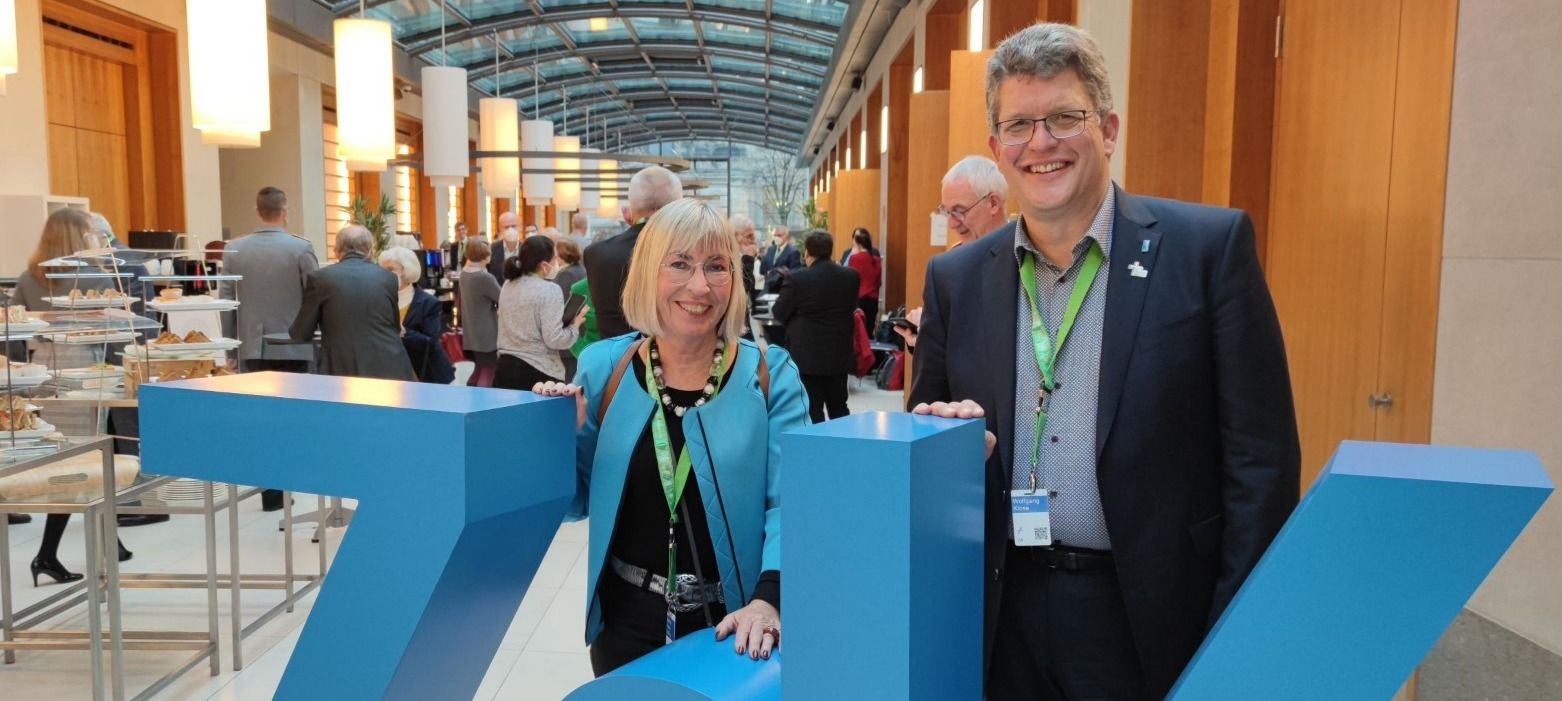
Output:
[936,193,994,221]
[993,109,1099,146]
[662,258,733,286]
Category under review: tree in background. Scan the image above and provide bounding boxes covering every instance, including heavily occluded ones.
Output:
[341,194,397,257]
[754,150,806,230]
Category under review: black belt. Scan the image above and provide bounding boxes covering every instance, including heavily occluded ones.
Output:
[1011,544,1115,572]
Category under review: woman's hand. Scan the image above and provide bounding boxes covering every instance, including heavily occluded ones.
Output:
[911,400,997,459]
[532,381,587,430]
[572,304,591,328]
[714,599,780,660]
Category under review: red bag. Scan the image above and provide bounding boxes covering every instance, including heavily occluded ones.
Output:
[441,329,466,363]
[851,309,876,377]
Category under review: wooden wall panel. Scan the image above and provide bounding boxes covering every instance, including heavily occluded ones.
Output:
[903,91,951,319]
[146,30,183,231]
[923,5,965,92]
[1373,0,1458,448]
[1266,0,1401,485]
[832,170,881,256]
[885,61,914,311]
[866,86,884,170]
[948,50,995,170]
[75,129,131,231]
[1125,0,1212,203]
[44,44,76,127]
[71,52,126,135]
[991,0,1077,44]
[48,124,79,194]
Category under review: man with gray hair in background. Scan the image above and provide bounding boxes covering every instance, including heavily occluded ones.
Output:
[940,155,1011,248]
[568,212,591,252]
[290,225,415,381]
[582,165,683,338]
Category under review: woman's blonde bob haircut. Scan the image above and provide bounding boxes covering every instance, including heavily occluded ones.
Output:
[622,198,748,346]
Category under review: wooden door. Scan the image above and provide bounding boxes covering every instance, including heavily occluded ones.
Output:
[43,42,133,233]
[1265,0,1454,490]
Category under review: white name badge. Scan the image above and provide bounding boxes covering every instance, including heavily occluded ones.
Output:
[1010,492,1053,547]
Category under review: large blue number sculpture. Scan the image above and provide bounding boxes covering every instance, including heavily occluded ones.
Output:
[1170,441,1551,700]
[140,373,574,700]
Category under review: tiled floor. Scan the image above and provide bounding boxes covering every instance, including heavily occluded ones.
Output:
[0,380,906,700]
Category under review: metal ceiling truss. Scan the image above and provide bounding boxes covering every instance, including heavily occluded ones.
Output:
[330,0,845,152]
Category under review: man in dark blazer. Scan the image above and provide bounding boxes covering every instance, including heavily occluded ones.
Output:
[582,165,683,339]
[488,211,521,281]
[291,226,416,381]
[909,24,1298,700]
[758,225,802,280]
[771,230,861,423]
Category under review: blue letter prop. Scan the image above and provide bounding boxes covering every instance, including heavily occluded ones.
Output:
[140,373,573,700]
[1170,441,1551,700]
[565,412,986,700]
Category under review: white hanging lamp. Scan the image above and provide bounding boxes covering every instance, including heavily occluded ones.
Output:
[553,134,581,211]
[334,2,395,172]
[421,1,468,187]
[597,123,619,217]
[478,34,519,198]
[187,0,270,147]
[579,147,600,212]
[520,41,554,207]
[1,0,18,79]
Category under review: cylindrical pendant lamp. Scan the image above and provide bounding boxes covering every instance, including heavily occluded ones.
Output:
[422,65,469,187]
[479,98,519,197]
[597,158,619,217]
[553,135,580,211]
[1,0,18,78]
[579,148,600,211]
[521,119,555,206]
[334,18,396,172]
[187,0,269,148]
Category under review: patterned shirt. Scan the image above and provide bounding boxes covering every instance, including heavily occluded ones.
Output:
[1010,188,1115,550]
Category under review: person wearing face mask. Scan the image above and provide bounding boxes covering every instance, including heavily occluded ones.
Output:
[379,246,454,384]
[493,236,589,390]
[758,226,801,282]
[488,212,522,281]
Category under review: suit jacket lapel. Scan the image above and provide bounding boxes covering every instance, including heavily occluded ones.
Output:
[1097,187,1161,456]
[981,223,1021,481]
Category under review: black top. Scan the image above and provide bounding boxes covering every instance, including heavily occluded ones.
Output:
[611,353,780,611]
[582,222,645,338]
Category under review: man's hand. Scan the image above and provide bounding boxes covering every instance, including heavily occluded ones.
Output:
[911,399,997,459]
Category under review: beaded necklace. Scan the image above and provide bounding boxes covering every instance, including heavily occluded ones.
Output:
[648,338,725,417]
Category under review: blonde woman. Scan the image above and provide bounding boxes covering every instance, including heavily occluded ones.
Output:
[533,198,808,675]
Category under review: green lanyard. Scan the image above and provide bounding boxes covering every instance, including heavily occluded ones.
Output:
[645,342,733,588]
[1017,242,1104,492]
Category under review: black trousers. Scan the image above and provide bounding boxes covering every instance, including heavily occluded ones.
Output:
[589,570,728,677]
[800,373,849,424]
[857,297,879,337]
[492,354,559,391]
[988,544,1149,701]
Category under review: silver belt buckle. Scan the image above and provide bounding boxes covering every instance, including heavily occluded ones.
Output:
[667,573,704,612]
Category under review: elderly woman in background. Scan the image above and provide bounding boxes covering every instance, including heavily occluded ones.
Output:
[379,246,454,384]
[534,198,808,675]
[458,236,501,386]
[493,236,588,390]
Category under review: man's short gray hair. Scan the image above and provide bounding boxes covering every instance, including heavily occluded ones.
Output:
[336,225,374,258]
[627,166,683,219]
[986,23,1114,129]
[729,214,755,233]
[87,212,115,245]
[571,212,588,230]
[942,156,1009,201]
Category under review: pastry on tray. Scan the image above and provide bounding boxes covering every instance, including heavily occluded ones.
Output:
[156,369,190,382]
[85,289,102,299]
[102,288,126,299]
[152,330,183,345]
[158,287,183,301]
[4,306,32,323]
[67,289,84,301]
[0,408,38,431]
[210,366,234,377]
[182,330,212,343]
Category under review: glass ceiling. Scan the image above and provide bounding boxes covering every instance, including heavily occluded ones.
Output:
[330,0,851,152]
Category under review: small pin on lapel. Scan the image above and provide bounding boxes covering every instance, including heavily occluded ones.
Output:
[1140,239,1151,253]
[1129,261,1149,278]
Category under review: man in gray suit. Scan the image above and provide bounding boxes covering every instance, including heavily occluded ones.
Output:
[221,187,318,372]
[290,226,415,381]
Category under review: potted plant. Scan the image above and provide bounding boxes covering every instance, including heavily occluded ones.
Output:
[339,194,397,257]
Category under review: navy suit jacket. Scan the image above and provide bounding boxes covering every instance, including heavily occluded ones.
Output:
[402,288,454,384]
[908,186,1300,697]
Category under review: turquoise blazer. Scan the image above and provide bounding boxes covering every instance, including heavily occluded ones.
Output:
[570,334,809,643]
